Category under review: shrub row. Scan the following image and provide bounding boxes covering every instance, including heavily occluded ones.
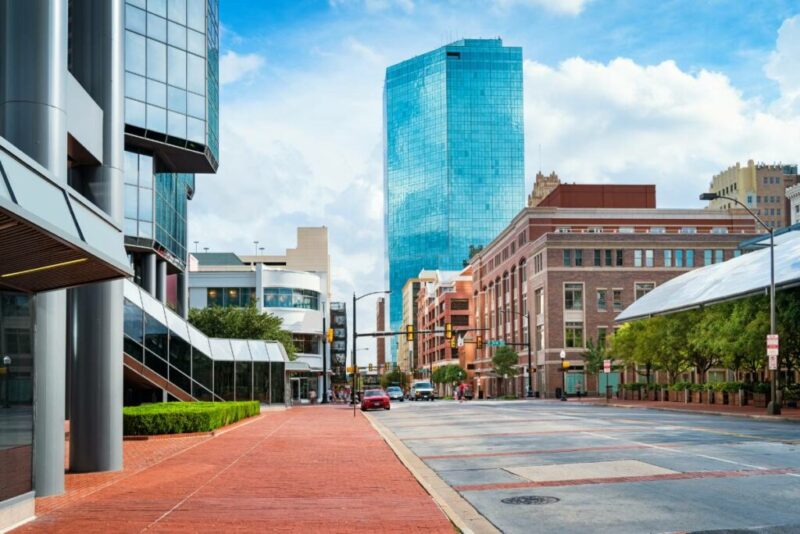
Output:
[123,401,260,436]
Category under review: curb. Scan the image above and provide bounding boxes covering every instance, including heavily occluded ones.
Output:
[594,402,800,423]
[365,413,501,534]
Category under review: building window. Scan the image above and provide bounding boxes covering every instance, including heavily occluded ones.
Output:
[711,227,728,234]
[612,289,623,311]
[565,322,584,348]
[556,227,571,233]
[597,326,608,348]
[645,249,654,267]
[675,249,683,267]
[263,287,321,310]
[574,250,583,266]
[680,227,697,234]
[597,289,607,311]
[587,227,603,233]
[594,249,602,267]
[634,250,642,267]
[635,282,655,300]
[536,324,544,351]
[616,250,624,267]
[292,334,320,355]
[535,288,544,316]
[715,249,724,264]
[664,249,672,267]
[563,249,571,267]
[650,227,666,234]
[686,249,695,267]
[704,249,713,266]
[605,249,613,267]
[564,283,583,311]
[733,250,742,258]
[618,227,635,234]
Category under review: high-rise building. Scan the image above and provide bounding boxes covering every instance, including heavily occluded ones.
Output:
[376,297,386,372]
[707,160,799,230]
[384,38,525,361]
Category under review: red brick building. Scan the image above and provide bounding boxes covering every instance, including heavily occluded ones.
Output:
[469,184,757,399]
[416,267,475,395]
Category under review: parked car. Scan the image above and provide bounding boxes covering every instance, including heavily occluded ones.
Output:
[386,386,404,402]
[409,381,434,401]
[360,389,390,411]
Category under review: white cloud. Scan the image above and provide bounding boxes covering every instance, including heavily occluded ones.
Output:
[219,50,265,85]
[523,56,800,206]
[491,0,592,16]
[765,15,800,113]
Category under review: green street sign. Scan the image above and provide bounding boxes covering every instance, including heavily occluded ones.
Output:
[487,340,506,347]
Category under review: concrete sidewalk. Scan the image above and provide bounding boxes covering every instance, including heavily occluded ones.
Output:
[15,406,453,533]
[586,398,800,422]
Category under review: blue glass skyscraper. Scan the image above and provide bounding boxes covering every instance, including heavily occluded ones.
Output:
[384,38,525,362]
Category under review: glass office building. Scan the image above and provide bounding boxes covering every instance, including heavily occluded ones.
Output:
[383,38,525,355]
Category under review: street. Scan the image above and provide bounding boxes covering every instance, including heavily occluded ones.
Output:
[370,399,800,534]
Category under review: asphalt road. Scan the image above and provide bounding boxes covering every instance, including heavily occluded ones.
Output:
[370,399,800,534]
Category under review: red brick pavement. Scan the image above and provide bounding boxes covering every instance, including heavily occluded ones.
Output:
[15,407,453,533]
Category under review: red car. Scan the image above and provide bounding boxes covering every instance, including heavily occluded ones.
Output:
[360,389,390,411]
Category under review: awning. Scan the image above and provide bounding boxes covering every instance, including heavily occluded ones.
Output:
[286,361,313,372]
[616,230,800,322]
[0,135,131,292]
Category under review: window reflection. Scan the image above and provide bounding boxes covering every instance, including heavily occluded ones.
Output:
[263,287,320,310]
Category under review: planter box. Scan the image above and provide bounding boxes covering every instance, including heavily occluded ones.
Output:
[714,391,728,405]
[752,392,767,408]
[691,391,702,404]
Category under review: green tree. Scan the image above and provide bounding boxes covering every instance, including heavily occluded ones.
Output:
[188,304,297,360]
[432,364,467,386]
[656,314,692,384]
[777,288,800,382]
[380,369,409,390]
[492,346,519,396]
[611,320,659,384]
[583,338,606,375]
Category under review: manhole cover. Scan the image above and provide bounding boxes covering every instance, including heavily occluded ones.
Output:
[501,496,559,505]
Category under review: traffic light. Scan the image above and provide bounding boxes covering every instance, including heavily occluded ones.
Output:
[326,328,334,343]
[562,360,571,370]
[450,336,457,349]
[368,363,374,372]
[445,322,452,339]
[476,335,484,349]
[347,366,354,373]
[406,324,414,341]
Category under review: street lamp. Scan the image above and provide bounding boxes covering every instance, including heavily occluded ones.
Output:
[700,192,779,415]
[352,290,391,416]
[559,350,567,401]
[499,308,534,397]
[2,355,11,408]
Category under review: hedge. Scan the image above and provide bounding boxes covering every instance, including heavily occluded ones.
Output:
[123,401,260,436]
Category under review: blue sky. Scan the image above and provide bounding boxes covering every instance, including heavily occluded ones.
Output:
[189,0,800,364]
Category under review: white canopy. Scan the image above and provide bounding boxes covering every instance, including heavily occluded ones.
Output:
[616,230,800,322]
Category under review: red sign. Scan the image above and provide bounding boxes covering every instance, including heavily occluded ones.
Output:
[603,359,611,373]
[767,334,779,357]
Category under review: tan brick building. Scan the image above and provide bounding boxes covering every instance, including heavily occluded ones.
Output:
[469,184,757,399]
[397,271,436,373]
[707,160,799,229]
[416,268,475,395]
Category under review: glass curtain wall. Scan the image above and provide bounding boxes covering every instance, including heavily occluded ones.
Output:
[0,293,33,502]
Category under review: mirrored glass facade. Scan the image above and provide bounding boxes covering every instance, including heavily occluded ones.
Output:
[124,0,218,165]
[384,39,525,347]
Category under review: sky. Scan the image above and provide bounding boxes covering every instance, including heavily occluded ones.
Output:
[189,0,800,365]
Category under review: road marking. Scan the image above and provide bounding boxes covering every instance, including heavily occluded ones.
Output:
[420,443,679,460]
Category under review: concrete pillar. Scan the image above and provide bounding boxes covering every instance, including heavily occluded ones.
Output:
[143,254,157,296]
[156,260,167,304]
[255,264,264,312]
[68,0,124,473]
[0,0,69,497]
[178,272,189,319]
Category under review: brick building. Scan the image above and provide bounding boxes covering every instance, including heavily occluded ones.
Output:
[416,268,475,395]
[469,184,757,399]
[397,271,436,373]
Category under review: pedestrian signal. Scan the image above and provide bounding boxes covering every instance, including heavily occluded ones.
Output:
[450,336,457,349]
[562,360,570,369]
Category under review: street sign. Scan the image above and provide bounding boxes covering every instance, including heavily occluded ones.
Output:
[603,359,611,373]
[457,335,464,348]
[769,354,778,371]
[767,334,779,357]
[488,340,506,347]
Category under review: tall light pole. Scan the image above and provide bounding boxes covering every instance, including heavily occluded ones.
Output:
[253,240,259,257]
[499,308,534,397]
[2,356,11,408]
[352,290,391,416]
[700,193,779,415]
[321,315,328,404]
[194,241,199,253]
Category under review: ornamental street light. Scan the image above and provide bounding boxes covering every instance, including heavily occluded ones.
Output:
[352,290,391,416]
[700,192,779,415]
[2,355,11,408]
[499,308,534,397]
[559,350,567,401]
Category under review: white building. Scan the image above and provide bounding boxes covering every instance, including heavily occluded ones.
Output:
[786,184,800,225]
[188,228,332,403]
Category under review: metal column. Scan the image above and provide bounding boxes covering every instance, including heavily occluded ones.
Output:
[156,260,167,304]
[143,254,157,296]
[68,0,125,473]
[0,0,69,497]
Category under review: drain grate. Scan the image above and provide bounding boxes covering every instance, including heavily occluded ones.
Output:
[501,496,559,505]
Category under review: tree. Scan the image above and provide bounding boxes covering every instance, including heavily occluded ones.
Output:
[380,369,409,390]
[188,304,297,360]
[611,320,659,384]
[492,346,518,396]
[656,314,692,384]
[583,338,606,375]
[463,244,484,267]
[432,364,467,386]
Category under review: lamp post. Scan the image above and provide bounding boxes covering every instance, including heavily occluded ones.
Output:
[499,308,534,397]
[321,315,328,404]
[2,355,10,408]
[352,290,391,416]
[560,350,567,401]
[700,192,779,415]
